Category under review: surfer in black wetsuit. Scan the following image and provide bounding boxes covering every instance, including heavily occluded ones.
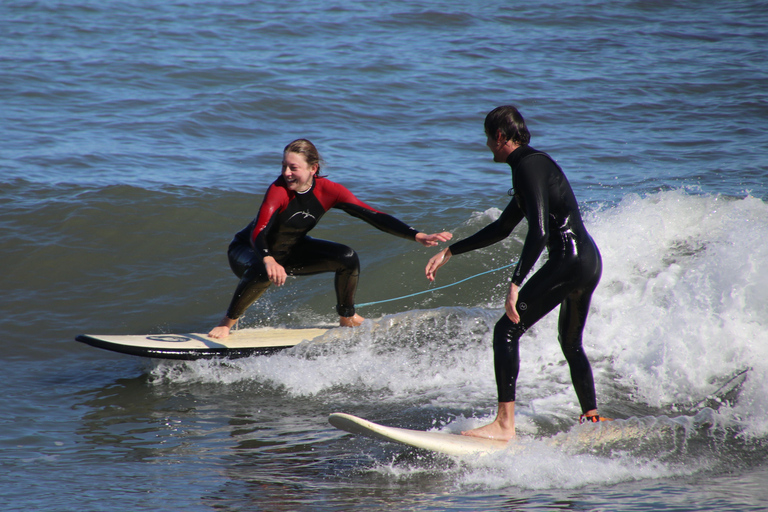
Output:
[425,106,605,440]
[209,139,452,339]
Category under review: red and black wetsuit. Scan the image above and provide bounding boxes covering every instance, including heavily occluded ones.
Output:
[225,175,420,319]
[449,145,602,413]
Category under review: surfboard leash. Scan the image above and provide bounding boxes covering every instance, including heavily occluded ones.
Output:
[355,261,518,308]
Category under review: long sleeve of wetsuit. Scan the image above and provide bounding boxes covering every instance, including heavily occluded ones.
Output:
[335,202,420,241]
[448,198,525,256]
[249,184,289,257]
[509,156,551,286]
[320,180,419,241]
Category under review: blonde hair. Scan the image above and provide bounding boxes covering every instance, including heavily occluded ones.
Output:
[283,139,325,176]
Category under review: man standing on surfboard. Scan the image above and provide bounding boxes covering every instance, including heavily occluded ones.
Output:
[209,139,452,339]
[425,106,606,441]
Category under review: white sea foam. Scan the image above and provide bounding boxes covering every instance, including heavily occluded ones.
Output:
[454,441,698,490]
[585,191,768,437]
[151,190,768,444]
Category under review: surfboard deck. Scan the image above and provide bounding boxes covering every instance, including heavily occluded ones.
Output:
[76,327,329,360]
[329,412,509,456]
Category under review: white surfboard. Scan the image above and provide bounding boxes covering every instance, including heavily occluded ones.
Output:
[76,327,329,360]
[329,412,509,456]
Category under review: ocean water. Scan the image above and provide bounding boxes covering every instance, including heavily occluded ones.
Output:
[2,1,768,510]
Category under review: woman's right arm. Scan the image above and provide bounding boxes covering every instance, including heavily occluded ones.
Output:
[263,255,287,286]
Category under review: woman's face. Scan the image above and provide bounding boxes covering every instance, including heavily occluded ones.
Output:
[282,151,317,193]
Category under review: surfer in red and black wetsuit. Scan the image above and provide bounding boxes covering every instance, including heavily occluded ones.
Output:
[208,139,452,339]
[426,106,606,440]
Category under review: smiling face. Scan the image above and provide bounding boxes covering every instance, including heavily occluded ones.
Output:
[282,151,317,193]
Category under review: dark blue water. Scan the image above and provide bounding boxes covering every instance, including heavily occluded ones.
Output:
[2,1,767,510]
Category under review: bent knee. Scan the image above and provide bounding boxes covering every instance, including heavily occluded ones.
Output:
[338,246,359,270]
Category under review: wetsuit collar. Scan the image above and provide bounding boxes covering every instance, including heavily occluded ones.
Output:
[296,177,315,195]
[505,145,539,170]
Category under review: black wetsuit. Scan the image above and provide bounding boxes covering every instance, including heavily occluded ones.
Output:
[449,145,602,413]
[225,176,419,319]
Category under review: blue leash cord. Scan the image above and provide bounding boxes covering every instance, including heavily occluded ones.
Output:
[355,261,518,308]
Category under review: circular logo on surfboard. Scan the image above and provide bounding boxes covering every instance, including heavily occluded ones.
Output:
[146,335,193,343]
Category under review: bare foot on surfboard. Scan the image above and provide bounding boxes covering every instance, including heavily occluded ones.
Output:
[208,316,238,339]
[462,421,515,442]
[208,326,231,339]
[339,314,364,327]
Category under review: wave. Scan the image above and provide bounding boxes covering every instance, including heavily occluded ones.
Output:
[147,190,768,451]
[4,175,767,443]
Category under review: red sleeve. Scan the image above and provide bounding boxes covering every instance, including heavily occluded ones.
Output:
[315,178,419,241]
[250,182,289,249]
[314,178,382,213]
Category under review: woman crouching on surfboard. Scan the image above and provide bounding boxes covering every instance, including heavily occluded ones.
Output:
[425,106,606,441]
[209,139,452,339]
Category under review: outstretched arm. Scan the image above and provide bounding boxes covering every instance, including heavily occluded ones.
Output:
[329,182,453,245]
[448,198,524,256]
[426,197,523,282]
[337,202,421,240]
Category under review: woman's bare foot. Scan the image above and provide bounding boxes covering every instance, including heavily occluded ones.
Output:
[208,316,238,339]
[208,326,230,339]
[462,401,515,441]
[339,314,364,327]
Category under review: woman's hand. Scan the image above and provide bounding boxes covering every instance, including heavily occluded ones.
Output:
[415,231,453,247]
[505,283,521,323]
[425,248,452,282]
[264,256,287,286]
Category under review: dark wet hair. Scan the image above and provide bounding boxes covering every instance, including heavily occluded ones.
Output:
[484,106,531,146]
[283,139,326,176]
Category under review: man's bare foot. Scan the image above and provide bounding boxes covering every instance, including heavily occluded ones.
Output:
[462,420,515,442]
[462,402,515,441]
[339,314,364,327]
